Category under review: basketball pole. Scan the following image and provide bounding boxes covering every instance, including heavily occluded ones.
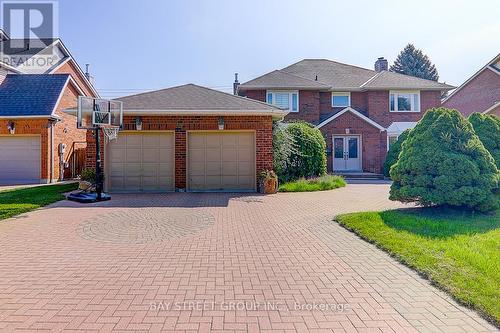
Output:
[95,126,103,201]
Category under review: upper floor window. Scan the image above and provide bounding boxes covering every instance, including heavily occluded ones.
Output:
[332,92,350,107]
[390,91,420,112]
[266,91,299,112]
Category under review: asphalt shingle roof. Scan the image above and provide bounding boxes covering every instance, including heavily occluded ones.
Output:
[239,59,454,91]
[116,84,284,111]
[0,74,69,117]
[238,70,330,90]
[361,70,455,90]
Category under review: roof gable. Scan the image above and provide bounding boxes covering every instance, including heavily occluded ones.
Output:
[316,107,386,130]
[0,74,69,117]
[116,83,285,113]
[443,53,500,103]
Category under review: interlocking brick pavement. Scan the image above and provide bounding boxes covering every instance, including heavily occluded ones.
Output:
[0,184,497,332]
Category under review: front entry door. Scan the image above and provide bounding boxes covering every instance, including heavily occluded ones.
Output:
[333,136,361,171]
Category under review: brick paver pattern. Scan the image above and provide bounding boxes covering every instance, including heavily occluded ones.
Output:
[0,184,497,332]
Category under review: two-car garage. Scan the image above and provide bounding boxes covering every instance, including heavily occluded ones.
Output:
[100,84,286,193]
[106,131,256,192]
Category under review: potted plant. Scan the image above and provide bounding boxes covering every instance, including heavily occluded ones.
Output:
[259,170,278,194]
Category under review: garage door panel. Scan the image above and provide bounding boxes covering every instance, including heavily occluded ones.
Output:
[159,149,173,162]
[222,149,237,161]
[0,136,40,183]
[188,132,255,191]
[107,132,174,192]
[142,149,159,162]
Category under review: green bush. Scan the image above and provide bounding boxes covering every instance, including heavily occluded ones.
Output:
[390,108,499,212]
[273,121,327,182]
[469,112,500,168]
[278,175,346,192]
[383,129,411,177]
[80,168,96,183]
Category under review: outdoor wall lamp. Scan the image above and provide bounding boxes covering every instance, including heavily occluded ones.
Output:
[345,127,351,134]
[135,117,142,131]
[7,121,15,134]
[218,116,224,130]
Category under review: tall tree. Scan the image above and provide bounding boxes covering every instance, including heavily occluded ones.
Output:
[390,44,439,81]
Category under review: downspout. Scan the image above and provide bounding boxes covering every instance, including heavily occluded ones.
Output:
[49,120,54,183]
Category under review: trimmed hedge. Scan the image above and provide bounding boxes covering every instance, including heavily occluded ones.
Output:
[273,121,327,182]
[469,112,500,168]
[390,108,499,212]
[383,129,411,177]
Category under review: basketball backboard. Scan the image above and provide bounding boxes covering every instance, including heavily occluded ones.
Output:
[77,96,123,129]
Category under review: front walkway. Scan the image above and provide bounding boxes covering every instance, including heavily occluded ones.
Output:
[0,184,496,332]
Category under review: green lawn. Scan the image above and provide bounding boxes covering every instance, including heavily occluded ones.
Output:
[336,208,500,325]
[278,175,346,192]
[0,183,78,220]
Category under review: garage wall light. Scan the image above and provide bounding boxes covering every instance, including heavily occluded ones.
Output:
[135,117,142,131]
[218,117,224,130]
[7,121,15,134]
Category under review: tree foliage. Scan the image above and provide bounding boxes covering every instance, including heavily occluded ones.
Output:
[390,44,439,81]
[390,108,499,212]
[383,129,411,177]
[469,112,500,168]
[273,121,327,182]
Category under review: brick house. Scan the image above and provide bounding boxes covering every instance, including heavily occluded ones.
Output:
[82,84,286,192]
[443,53,500,117]
[237,58,454,174]
[0,32,98,184]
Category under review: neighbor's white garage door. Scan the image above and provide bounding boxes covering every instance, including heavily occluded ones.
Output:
[107,132,174,192]
[0,136,41,184]
[188,132,256,191]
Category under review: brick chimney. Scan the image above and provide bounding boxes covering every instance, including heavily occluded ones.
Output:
[233,73,240,95]
[374,57,388,72]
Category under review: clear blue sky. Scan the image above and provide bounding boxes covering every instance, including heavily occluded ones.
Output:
[57,0,500,98]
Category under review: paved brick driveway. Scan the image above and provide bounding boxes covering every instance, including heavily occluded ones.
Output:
[0,184,496,332]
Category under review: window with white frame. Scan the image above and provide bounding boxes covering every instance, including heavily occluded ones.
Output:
[331,92,350,107]
[387,134,399,150]
[266,91,299,112]
[389,91,420,112]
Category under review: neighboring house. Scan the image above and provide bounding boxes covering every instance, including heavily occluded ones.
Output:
[237,58,454,173]
[82,84,286,192]
[0,31,98,184]
[443,53,500,117]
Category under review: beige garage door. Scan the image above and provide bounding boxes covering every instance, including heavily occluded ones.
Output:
[0,136,40,184]
[188,132,256,191]
[107,132,174,192]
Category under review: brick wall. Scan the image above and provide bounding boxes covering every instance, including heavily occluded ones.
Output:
[52,82,87,179]
[443,69,500,116]
[366,90,441,128]
[86,115,274,190]
[320,111,387,174]
[54,60,97,97]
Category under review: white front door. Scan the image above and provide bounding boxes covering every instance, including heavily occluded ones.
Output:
[333,136,361,171]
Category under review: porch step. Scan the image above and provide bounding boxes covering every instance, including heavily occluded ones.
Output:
[334,172,385,180]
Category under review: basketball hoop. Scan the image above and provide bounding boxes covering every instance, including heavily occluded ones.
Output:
[76,96,123,201]
[103,127,119,143]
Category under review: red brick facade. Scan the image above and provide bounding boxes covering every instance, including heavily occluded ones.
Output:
[0,60,95,183]
[85,115,274,190]
[320,112,387,173]
[443,69,500,116]
[240,89,442,173]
